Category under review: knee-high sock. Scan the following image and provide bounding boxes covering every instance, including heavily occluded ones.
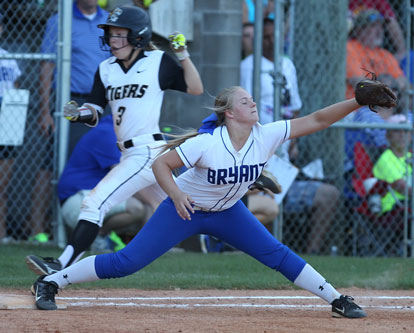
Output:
[293,264,341,303]
[58,220,100,268]
[45,256,98,288]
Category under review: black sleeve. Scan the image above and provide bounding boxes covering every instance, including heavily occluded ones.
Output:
[158,53,187,92]
[88,67,108,109]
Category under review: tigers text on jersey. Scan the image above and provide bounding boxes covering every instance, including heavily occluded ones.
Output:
[98,50,164,141]
[175,120,290,211]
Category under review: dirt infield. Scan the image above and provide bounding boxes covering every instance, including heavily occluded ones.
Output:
[0,287,413,332]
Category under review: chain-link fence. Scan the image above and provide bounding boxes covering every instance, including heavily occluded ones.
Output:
[1,0,413,258]
[263,0,413,257]
[0,0,59,244]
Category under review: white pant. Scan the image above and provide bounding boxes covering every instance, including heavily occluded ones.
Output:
[78,144,167,227]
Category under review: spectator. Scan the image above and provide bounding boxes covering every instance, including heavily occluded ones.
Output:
[0,12,22,243]
[373,113,412,229]
[240,18,339,254]
[244,189,279,225]
[242,22,254,59]
[346,9,407,100]
[57,115,154,253]
[240,18,302,124]
[349,0,406,62]
[39,0,109,154]
[282,146,340,255]
[28,0,110,243]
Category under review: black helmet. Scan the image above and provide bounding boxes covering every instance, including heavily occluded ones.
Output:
[98,6,152,49]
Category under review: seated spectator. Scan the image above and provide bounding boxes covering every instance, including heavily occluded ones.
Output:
[346,9,407,100]
[282,144,340,255]
[243,169,280,229]
[349,0,406,61]
[57,115,155,252]
[372,113,412,231]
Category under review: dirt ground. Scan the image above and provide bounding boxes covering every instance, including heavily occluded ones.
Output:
[0,287,413,333]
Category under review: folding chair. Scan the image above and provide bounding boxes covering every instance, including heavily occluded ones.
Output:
[351,142,390,256]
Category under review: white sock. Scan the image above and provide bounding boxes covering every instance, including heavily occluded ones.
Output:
[57,246,85,269]
[293,264,341,303]
[44,256,99,288]
[57,245,74,268]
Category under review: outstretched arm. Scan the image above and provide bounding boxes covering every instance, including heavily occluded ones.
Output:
[152,150,195,220]
[290,76,397,139]
[289,99,360,139]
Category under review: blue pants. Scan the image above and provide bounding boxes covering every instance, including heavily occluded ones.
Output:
[95,198,306,282]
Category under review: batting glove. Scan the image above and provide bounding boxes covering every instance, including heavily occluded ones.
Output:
[168,32,189,61]
[64,100,80,121]
[64,101,96,125]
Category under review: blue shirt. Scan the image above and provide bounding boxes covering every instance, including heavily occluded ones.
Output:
[41,1,109,94]
[57,115,120,201]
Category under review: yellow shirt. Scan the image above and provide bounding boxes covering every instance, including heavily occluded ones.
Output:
[372,149,412,213]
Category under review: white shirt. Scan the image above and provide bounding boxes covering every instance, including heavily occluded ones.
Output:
[175,120,291,211]
[240,54,302,124]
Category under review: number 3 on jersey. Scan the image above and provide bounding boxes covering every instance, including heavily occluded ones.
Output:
[116,106,126,125]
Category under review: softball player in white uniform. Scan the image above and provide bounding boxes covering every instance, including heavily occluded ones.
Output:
[32,85,379,318]
[26,5,203,275]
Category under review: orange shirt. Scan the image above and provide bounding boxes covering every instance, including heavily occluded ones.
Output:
[346,39,404,99]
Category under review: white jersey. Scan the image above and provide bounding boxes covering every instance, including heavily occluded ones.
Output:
[175,120,291,211]
[99,50,163,141]
[90,49,187,143]
[0,48,21,100]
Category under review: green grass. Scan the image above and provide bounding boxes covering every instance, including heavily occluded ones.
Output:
[1,244,413,290]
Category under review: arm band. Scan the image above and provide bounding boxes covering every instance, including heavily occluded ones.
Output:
[175,49,190,61]
[78,104,98,127]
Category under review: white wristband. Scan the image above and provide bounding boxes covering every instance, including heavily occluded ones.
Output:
[175,49,190,61]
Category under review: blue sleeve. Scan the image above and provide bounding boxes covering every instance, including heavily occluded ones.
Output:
[41,15,58,55]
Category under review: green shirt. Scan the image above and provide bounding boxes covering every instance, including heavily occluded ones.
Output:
[372,149,412,213]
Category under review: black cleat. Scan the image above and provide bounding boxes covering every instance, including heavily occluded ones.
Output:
[26,255,62,276]
[331,295,366,318]
[251,170,282,194]
[32,276,58,310]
